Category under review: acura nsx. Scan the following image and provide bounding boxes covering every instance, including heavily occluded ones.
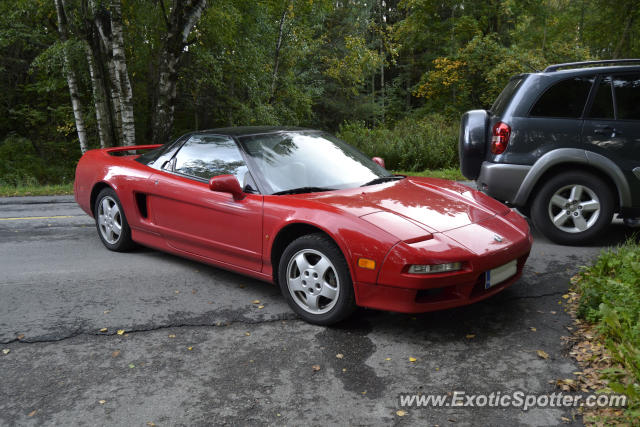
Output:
[74,127,533,324]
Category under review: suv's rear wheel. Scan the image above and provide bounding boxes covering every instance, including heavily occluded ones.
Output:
[531,171,614,245]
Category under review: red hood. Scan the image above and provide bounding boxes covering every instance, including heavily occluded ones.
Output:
[294,177,510,234]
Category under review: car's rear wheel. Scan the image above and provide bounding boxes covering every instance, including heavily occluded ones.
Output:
[278,233,355,325]
[531,171,614,245]
[94,188,135,252]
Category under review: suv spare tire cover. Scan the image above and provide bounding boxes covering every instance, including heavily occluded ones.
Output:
[459,109,489,180]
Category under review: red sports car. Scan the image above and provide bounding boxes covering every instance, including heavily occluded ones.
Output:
[74,127,533,325]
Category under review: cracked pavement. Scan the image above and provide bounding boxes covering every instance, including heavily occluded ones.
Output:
[0,195,634,425]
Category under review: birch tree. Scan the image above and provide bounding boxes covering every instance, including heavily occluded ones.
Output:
[54,0,89,153]
[151,0,207,146]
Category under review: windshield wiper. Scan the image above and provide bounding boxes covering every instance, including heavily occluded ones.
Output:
[361,175,405,187]
[272,186,336,195]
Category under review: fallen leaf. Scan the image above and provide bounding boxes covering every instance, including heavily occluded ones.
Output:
[17,334,24,340]
[550,311,557,314]
[244,332,251,336]
[396,410,407,417]
[336,353,344,359]
[111,350,120,358]
[103,310,110,314]
[147,422,156,427]
[2,349,10,355]
[116,329,125,335]
[537,350,549,359]
[192,289,197,294]
[258,305,264,309]
[175,290,180,294]
[562,294,570,299]
[312,364,321,371]
[561,417,570,423]
[99,328,107,333]
[385,357,391,361]
[128,363,135,369]
[187,346,193,351]
[98,400,106,405]
[409,357,417,362]
[342,368,347,372]
[530,327,537,332]
[465,334,475,339]
[28,410,37,417]
[168,334,176,338]
[252,300,260,304]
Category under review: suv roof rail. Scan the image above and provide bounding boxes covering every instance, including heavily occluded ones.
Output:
[544,59,640,72]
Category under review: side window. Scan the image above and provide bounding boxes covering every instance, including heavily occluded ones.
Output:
[529,77,593,118]
[613,73,640,120]
[173,135,248,184]
[587,77,614,119]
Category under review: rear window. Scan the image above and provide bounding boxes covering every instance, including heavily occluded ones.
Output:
[490,76,525,115]
[529,77,593,118]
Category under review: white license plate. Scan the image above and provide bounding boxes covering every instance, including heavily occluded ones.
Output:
[484,259,518,289]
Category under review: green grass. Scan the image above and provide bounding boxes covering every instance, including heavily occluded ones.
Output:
[0,182,74,197]
[575,238,640,420]
[394,167,465,181]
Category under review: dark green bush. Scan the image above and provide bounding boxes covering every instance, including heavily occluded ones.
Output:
[576,238,640,418]
[0,135,78,186]
[337,115,459,172]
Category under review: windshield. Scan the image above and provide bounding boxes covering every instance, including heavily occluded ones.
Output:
[238,131,392,194]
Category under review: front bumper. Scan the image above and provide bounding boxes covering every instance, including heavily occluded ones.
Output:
[353,210,533,313]
[476,162,531,205]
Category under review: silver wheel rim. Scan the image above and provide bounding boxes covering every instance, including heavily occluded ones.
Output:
[547,184,600,234]
[97,196,123,244]
[286,249,340,315]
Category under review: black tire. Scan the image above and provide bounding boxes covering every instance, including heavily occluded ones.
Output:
[94,187,135,252]
[278,233,356,325]
[530,171,614,245]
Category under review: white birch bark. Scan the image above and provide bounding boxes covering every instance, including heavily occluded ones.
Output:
[54,0,89,153]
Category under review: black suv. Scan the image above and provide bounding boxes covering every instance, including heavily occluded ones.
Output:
[459,59,640,245]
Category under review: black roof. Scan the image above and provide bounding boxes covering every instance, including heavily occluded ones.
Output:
[194,126,315,137]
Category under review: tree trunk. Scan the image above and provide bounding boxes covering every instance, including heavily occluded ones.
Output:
[109,0,135,146]
[270,5,289,103]
[54,0,89,154]
[152,0,207,146]
[84,42,113,148]
[613,10,635,58]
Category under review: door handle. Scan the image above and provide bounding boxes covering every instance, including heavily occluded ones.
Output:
[593,125,622,136]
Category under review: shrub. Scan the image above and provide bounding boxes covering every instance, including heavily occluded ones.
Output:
[576,238,640,418]
[0,135,78,186]
[337,115,458,172]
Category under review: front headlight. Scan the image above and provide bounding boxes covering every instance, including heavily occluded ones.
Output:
[408,262,462,274]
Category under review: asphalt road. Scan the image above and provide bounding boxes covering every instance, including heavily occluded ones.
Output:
[0,194,634,426]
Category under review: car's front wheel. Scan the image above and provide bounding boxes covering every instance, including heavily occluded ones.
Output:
[278,234,355,325]
[531,171,614,245]
[94,187,135,252]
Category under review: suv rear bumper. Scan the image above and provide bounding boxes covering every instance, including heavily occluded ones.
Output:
[476,162,531,205]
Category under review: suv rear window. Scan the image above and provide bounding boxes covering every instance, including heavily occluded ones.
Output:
[490,76,524,115]
[530,77,593,118]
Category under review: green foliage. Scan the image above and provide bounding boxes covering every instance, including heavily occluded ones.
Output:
[0,135,78,186]
[337,115,458,172]
[576,239,640,418]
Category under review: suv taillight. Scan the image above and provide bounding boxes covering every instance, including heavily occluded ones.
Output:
[491,122,511,154]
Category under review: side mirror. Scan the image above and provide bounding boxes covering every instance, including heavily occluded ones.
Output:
[372,157,385,168]
[209,175,244,200]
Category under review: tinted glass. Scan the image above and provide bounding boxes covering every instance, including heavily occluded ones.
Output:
[239,131,391,194]
[491,76,525,115]
[613,73,640,120]
[174,135,248,183]
[587,77,614,119]
[530,77,593,118]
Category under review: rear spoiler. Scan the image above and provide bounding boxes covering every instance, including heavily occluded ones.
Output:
[103,144,162,155]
